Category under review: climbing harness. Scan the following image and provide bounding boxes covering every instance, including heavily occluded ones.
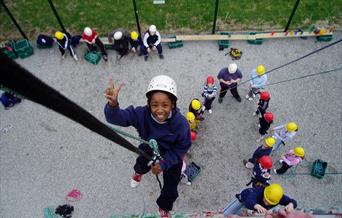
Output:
[225,48,242,60]
[219,38,342,95]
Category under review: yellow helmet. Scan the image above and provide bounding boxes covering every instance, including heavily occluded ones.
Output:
[256,65,266,76]
[286,122,298,132]
[131,31,139,40]
[186,112,195,121]
[265,137,275,147]
[55,31,64,40]
[294,147,305,157]
[264,184,283,205]
[191,99,201,110]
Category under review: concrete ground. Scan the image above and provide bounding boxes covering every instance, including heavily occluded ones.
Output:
[1,32,342,218]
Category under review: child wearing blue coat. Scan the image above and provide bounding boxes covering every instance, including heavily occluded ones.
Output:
[104,75,191,218]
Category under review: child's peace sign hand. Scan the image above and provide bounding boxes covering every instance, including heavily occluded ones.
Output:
[104,75,124,107]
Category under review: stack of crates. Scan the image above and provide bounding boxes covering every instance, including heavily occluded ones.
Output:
[12,39,34,58]
[0,42,17,59]
[247,32,263,45]
[218,32,230,50]
[168,36,183,49]
[84,51,101,65]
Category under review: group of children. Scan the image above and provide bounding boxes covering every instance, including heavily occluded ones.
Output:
[54,24,164,62]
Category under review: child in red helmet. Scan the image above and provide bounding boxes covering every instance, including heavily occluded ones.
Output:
[247,155,272,188]
[257,111,274,142]
[201,76,217,114]
[254,91,270,116]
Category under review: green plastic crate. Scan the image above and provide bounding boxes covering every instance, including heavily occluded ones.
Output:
[311,159,327,179]
[0,47,17,59]
[247,32,263,45]
[13,39,34,58]
[168,36,183,49]
[218,32,230,50]
[84,51,101,65]
[316,35,333,42]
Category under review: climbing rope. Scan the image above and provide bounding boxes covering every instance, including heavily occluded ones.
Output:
[219,38,342,95]
[264,66,342,87]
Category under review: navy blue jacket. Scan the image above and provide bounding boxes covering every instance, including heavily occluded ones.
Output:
[252,164,271,185]
[252,145,272,162]
[240,186,297,210]
[104,104,191,170]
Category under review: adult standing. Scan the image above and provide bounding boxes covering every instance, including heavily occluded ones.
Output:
[217,63,243,103]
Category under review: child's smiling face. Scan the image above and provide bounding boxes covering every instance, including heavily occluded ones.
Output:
[150,92,174,122]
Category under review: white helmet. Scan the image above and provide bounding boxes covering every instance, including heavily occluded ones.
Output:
[84,27,92,36]
[228,63,237,74]
[146,75,177,99]
[114,31,123,40]
[149,25,157,33]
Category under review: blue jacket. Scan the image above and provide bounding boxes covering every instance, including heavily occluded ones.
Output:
[104,104,191,170]
[249,69,267,88]
[252,164,271,185]
[252,145,272,161]
[240,186,297,210]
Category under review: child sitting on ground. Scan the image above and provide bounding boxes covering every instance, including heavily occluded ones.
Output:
[201,76,217,114]
[189,98,204,126]
[274,147,304,174]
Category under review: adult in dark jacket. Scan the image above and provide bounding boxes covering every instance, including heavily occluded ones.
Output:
[108,28,130,58]
[217,63,243,103]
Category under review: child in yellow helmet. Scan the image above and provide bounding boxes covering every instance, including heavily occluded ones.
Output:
[129,31,142,54]
[271,122,298,152]
[54,31,78,61]
[274,147,305,174]
[188,98,204,126]
[244,137,275,169]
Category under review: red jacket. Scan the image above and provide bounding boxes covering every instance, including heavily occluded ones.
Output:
[82,29,98,44]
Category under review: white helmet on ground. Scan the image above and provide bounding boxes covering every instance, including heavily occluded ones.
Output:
[149,25,157,34]
[146,75,177,99]
[114,31,123,40]
[228,63,237,74]
[84,27,92,36]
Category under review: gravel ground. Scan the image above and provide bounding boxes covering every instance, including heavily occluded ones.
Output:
[1,32,342,218]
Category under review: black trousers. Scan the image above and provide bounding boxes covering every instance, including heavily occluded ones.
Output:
[86,38,107,55]
[219,84,240,99]
[204,97,215,110]
[134,144,182,211]
[275,162,291,174]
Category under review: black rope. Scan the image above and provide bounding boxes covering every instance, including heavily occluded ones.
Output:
[265,67,342,87]
[0,54,151,160]
[156,175,162,190]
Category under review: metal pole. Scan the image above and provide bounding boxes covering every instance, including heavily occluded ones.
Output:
[212,0,219,34]
[132,0,141,36]
[284,0,301,32]
[47,0,66,32]
[0,0,28,39]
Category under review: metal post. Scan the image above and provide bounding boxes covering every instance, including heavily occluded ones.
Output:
[284,0,301,32]
[212,0,219,34]
[0,0,28,39]
[47,0,66,32]
[132,0,141,36]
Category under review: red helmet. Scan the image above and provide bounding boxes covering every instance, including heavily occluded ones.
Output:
[191,131,197,142]
[258,155,273,169]
[206,76,214,85]
[260,91,270,101]
[264,112,274,122]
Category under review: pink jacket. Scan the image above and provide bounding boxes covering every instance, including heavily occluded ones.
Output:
[281,149,302,166]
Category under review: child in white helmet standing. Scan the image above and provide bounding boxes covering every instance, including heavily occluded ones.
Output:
[274,147,305,174]
[108,28,130,59]
[104,75,191,218]
[246,65,267,101]
[217,63,243,103]
[271,122,298,152]
[141,25,164,61]
[202,76,217,114]
[81,27,108,61]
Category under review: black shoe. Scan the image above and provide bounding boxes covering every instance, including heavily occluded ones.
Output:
[144,55,148,61]
[138,53,142,56]
[218,97,223,103]
[235,96,242,102]
[103,54,108,62]
[159,54,164,59]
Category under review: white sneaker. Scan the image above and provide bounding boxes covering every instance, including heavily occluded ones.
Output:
[130,173,142,188]
[208,109,212,114]
[273,169,278,174]
[279,159,284,164]
[245,94,250,99]
[245,162,254,169]
[253,112,257,116]
[248,97,253,101]
[202,105,206,111]
[73,55,78,61]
